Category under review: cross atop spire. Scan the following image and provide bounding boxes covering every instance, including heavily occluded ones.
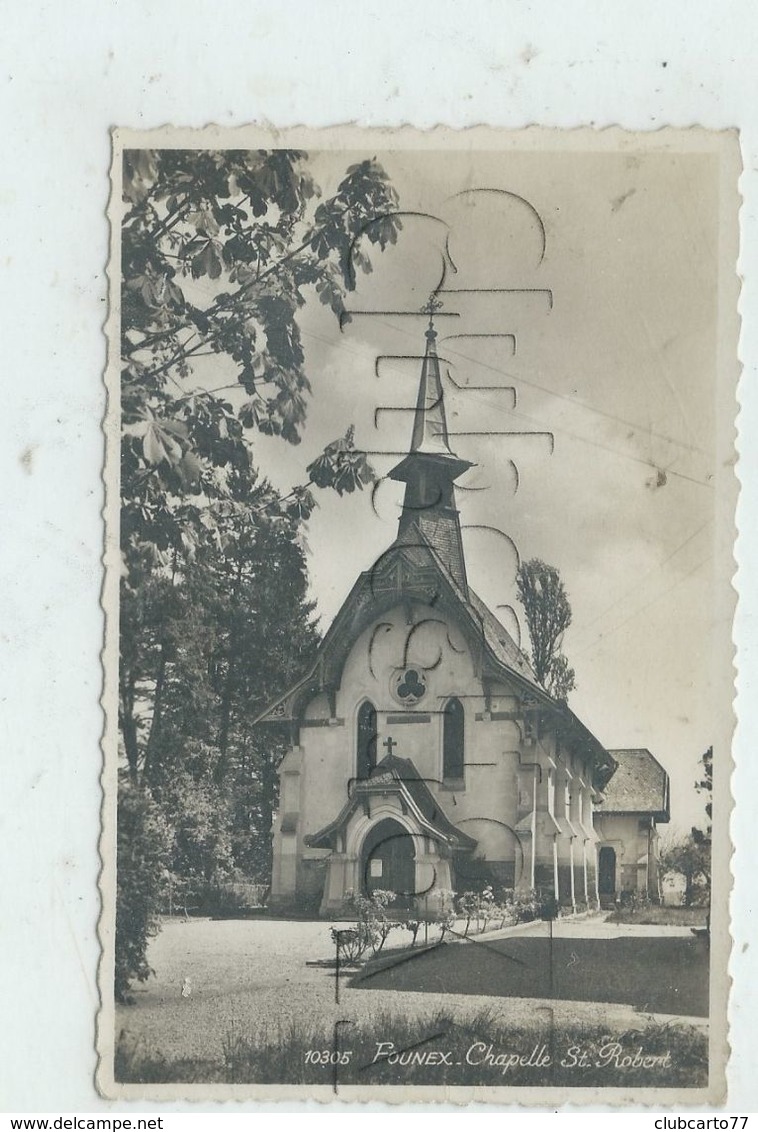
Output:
[421,294,443,336]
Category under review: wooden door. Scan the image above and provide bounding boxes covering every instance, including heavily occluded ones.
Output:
[362,819,416,905]
[598,846,617,895]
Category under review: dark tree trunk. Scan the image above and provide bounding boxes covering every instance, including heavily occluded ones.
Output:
[214,559,244,785]
[119,672,140,783]
[257,747,281,880]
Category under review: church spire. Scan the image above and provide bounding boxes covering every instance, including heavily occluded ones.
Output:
[408,297,459,459]
[389,298,473,592]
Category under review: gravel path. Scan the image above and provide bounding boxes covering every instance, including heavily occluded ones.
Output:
[116,917,704,1067]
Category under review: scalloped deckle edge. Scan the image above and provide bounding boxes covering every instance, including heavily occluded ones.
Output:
[97,123,740,1107]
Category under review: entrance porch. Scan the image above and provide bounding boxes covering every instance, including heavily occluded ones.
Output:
[304,752,476,915]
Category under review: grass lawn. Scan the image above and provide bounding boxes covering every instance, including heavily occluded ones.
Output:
[117,1007,707,1088]
[354,933,709,1018]
[606,906,708,927]
[114,918,710,1087]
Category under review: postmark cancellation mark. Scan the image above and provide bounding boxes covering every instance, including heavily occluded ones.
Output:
[99,126,739,1104]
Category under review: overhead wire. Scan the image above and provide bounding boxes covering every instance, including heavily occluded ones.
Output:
[570,554,712,660]
[568,519,712,648]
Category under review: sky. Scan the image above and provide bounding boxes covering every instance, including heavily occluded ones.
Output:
[192,139,731,833]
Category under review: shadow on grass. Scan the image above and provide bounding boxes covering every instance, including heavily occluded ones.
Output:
[352,933,709,1018]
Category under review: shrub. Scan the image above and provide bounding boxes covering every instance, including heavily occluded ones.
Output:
[495,888,542,924]
[437,906,457,940]
[455,891,480,937]
[459,886,541,932]
[402,918,422,947]
[330,926,364,964]
[115,778,173,1003]
[201,877,269,918]
[333,890,399,961]
[403,894,457,945]
[479,885,496,932]
[492,901,517,930]
[455,886,511,935]
[619,889,652,913]
[434,890,457,940]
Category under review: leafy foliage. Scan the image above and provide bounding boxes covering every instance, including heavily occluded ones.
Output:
[453,886,542,936]
[660,745,713,909]
[516,558,576,702]
[116,148,401,1000]
[306,425,374,496]
[696,745,713,831]
[121,148,399,571]
[333,890,399,960]
[120,495,320,864]
[115,780,173,1003]
[660,830,711,907]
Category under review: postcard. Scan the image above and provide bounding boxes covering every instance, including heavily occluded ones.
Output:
[99,126,738,1104]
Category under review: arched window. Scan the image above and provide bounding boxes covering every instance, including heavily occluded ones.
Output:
[356,701,377,780]
[442,697,465,781]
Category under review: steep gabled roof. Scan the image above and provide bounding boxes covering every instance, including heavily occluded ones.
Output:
[466,587,539,688]
[253,523,550,724]
[305,752,478,852]
[253,525,616,788]
[392,519,546,698]
[596,748,670,822]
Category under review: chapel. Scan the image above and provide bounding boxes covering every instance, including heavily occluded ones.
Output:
[257,314,663,916]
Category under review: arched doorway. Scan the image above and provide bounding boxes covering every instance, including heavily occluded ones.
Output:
[598,846,617,897]
[360,818,416,906]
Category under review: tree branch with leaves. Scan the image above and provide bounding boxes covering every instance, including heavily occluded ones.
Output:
[120,147,400,572]
[116,147,402,999]
[119,148,401,780]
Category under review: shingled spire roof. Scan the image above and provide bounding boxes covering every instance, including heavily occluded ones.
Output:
[388,305,473,591]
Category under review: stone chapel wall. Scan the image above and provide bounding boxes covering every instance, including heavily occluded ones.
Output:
[292,602,533,898]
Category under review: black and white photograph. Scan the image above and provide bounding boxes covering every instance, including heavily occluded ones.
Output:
[100,127,738,1103]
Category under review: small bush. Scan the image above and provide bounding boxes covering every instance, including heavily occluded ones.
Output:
[201,879,269,918]
[330,926,364,964]
[332,890,399,962]
[402,918,422,947]
[115,779,173,1004]
[453,886,545,936]
[618,890,652,913]
[607,905,708,927]
[507,888,541,923]
[455,891,480,937]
